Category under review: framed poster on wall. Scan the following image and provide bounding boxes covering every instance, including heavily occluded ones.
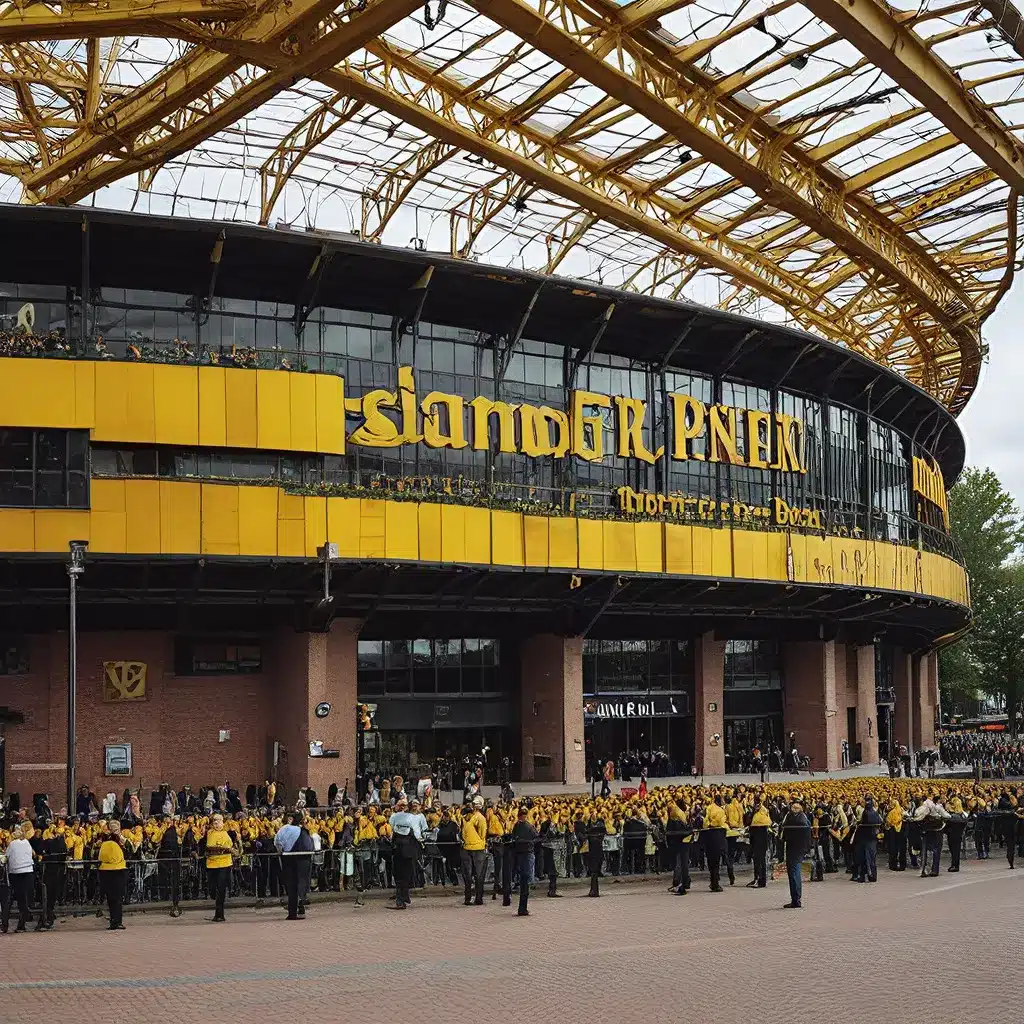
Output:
[104,743,132,776]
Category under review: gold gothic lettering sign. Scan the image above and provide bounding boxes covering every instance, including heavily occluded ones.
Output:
[103,661,147,702]
[912,456,949,531]
[617,487,824,530]
[340,366,807,473]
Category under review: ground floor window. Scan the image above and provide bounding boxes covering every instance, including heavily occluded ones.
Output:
[359,727,516,788]
[724,714,784,771]
[584,713,693,779]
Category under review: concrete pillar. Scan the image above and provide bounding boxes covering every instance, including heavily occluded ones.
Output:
[893,649,914,756]
[519,635,585,785]
[854,644,880,766]
[913,652,937,751]
[273,619,360,802]
[783,640,839,771]
[694,632,725,775]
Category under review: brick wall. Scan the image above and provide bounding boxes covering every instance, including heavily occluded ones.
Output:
[1,631,272,810]
[783,640,839,771]
[519,634,585,785]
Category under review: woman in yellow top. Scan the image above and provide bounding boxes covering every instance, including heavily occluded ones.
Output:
[204,813,234,922]
[98,820,128,931]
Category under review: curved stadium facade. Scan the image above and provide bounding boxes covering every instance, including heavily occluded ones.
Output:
[0,206,967,797]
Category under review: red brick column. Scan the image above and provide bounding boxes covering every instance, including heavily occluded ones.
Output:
[854,644,880,766]
[893,649,914,756]
[694,633,725,776]
[783,640,839,771]
[913,652,937,751]
[272,619,360,803]
[519,635,585,785]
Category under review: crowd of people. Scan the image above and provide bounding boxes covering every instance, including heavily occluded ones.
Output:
[2,773,1023,931]
[938,730,1024,776]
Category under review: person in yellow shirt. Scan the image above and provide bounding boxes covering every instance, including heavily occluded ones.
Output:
[703,797,729,892]
[98,820,128,931]
[460,795,488,906]
[204,813,234,922]
[747,799,772,888]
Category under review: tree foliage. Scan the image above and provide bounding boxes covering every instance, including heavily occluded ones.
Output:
[940,467,1024,726]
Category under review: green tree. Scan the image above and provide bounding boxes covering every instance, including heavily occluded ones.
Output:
[940,467,1024,717]
[973,561,1024,734]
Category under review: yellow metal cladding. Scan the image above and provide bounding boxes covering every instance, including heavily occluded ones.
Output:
[0,358,346,454]
[0,358,968,608]
[0,481,969,609]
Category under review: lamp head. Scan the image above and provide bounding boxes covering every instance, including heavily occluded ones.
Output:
[68,539,88,575]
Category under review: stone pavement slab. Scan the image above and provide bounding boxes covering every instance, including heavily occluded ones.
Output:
[2,857,1022,1024]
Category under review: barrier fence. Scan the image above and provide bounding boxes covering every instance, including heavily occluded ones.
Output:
[3,814,1021,925]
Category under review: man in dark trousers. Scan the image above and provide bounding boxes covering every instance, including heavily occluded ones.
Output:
[853,798,882,883]
[39,819,68,929]
[586,814,606,897]
[666,802,692,895]
[781,798,811,908]
[746,799,771,889]
[510,806,538,917]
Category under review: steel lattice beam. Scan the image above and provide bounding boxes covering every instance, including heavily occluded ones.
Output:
[0,0,246,43]
[806,0,1024,192]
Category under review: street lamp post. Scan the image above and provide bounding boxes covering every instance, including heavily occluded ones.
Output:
[67,540,88,813]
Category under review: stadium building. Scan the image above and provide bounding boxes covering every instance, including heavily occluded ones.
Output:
[0,0,1020,803]
[0,206,967,799]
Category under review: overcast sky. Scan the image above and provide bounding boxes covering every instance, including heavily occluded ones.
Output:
[958,277,1023,504]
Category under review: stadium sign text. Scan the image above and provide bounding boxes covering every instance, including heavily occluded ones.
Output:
[341,366,807,473]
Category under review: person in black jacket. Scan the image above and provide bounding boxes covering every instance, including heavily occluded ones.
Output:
[665,804,692,895]
[586,815,606,897]
[510,807,538,917]
[852,798,882,883]
[781,799,811,908]
[157,818,181,905]
[38,819,67,929]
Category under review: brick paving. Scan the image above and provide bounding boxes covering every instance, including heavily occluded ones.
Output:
[2,861,1022,1024]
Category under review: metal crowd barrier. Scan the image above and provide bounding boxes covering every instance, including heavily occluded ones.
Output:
[4,815,1020,923]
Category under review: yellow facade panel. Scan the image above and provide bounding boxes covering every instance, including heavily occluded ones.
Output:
[238,486,279,557]
[89,511,127,554]
[92,361,131,441]
[73,361,96,427]
[302,496,327,558]
[634,521,663,574]
[385,501,420,561]
[491,511,524,567]
[256,370,291,451]
[0,510,36,552]
[12,359,82,428]
[224,369,258,449]
[90,478,125,515]
[359,499,387,560]
[464,507,491,565]
[159,481,201,554]
[690,527,714,577]
[577,519,604,570]
[288,373,318,453]
[124,479,161,555]
[327,496,360,558]
[664,523,693,576]
[732,530,754,580]
[152,365,200,446]
[200,483,240,556]
[277,490,307,558]
[418,503,442,562]
[198,367,227,448]
[124,363,157,443]
[315,374,346,455]
[34,510,91,553]
[440,505,467,564]
[710,528,732,578]
[765,533,787,582]
[548,517,578,569]
[523,515,549,568]
[603,520,637,572]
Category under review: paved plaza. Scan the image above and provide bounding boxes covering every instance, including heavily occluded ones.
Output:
[2,860,1022,1024]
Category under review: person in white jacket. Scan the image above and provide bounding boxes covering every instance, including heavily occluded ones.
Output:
[914,796,951,877]
[1,824,35,932]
